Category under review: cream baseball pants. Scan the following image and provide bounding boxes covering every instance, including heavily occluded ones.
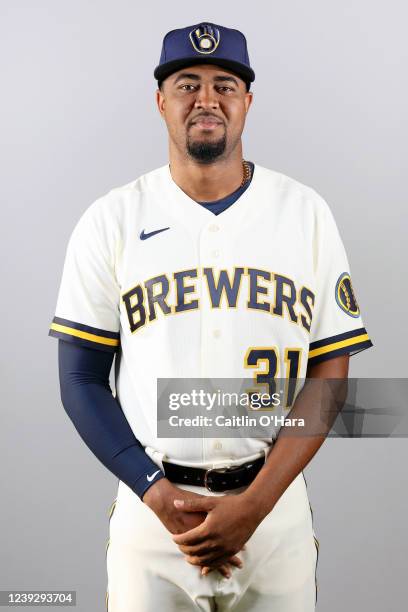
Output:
[105,472,319,611]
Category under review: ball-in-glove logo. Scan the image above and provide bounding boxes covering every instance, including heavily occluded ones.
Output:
[335,272,360,317]
[189,24,220,54]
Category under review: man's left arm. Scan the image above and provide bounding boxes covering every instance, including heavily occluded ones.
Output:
[172,354,349,569]
[238,353,349,518]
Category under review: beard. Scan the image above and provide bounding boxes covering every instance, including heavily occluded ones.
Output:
[186,133,227,164]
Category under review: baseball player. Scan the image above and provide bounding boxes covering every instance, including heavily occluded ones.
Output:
[48,22,373,612]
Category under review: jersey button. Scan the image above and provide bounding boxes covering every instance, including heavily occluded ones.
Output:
[212,249,220,258]
[213,441,223,450]
[209,224,220,232]
[213,329,221,339]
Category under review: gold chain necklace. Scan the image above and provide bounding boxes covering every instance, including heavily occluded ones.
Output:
[241,159,251,187]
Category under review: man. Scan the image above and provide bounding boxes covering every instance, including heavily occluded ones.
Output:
[49,22,373,611]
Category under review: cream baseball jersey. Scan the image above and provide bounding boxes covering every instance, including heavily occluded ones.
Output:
[49,163,373,465]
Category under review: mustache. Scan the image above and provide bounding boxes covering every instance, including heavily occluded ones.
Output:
[188,113,225,127]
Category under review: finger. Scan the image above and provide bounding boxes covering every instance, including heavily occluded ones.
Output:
[178,542,219,557]
[174,497,216,513]
[201,555,243,570]
[172,524,209,546]
[186,552,238,567]
[218,564,232,578]
[202,564,232,578]
[226,555,243,569]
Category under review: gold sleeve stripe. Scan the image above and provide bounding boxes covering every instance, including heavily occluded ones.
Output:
[308,332,370,359]
[49,322,120,347]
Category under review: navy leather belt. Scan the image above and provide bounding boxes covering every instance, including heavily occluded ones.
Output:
[162,455,265,492]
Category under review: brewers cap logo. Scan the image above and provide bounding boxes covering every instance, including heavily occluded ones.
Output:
[189,24,220,54]
[335,272,360,318]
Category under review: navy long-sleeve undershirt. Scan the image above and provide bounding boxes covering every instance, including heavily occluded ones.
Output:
[58,339,165,500]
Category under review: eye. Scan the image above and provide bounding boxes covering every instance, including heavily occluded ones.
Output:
[217,86,234,93]
[179,84,197,91]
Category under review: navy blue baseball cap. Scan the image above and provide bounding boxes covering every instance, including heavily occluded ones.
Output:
[154,22,255,90]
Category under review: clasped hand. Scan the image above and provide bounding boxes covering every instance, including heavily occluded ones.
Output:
[143,479,261,578]
[172,493,259,576]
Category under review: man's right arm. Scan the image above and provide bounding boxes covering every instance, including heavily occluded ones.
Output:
[57,339,242,576]
[57,340,206,532]
[58,338,166,500]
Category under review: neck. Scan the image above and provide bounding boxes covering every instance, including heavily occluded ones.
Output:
[168,145,245,202]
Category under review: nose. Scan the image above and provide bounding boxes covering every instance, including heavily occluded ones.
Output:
[194,84,220,110]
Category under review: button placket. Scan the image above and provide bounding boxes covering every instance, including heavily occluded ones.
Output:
[199,222,226,465]
[199,224,222,376]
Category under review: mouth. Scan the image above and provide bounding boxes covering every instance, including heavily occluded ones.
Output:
[190,117,224,131]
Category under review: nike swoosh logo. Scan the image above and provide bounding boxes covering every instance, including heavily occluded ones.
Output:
[140,227,170,240]
[146,469,161,482]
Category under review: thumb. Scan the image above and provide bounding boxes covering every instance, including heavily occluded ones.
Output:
[174,497,216,512]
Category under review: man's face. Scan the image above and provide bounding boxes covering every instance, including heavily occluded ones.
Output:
[156,64,253,164]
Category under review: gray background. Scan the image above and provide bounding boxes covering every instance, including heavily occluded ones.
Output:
[1,1,406,610]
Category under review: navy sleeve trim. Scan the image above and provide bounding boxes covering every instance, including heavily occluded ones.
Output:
[308,327,373,366]
[48,316,120,353]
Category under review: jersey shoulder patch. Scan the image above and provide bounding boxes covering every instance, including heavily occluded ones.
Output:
[335,272,360,317]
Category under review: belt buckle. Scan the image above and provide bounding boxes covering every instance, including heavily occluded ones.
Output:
[203,455,265,492]
[204,465,238,493]
[203,467,217,492]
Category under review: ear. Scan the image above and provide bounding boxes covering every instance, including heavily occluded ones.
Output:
[244,91,253,113]
[156,88,165,117]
